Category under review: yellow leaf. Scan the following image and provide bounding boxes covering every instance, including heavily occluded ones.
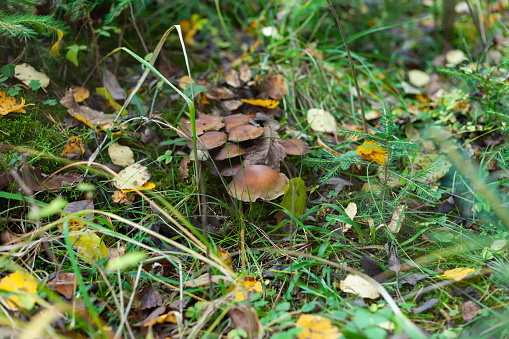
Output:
[0,91,26,115]
[113,164,151,190]
[72,86,90,103]
[112,190,135,205]
[108,142,135,167]
[241,98,279,109]
[296,315,342,339]
[217,246,233,270]
[69,231,109,262]
[96,87,127,116]
[0,271,38,310]
[233,276,263,302]
[178,15,208,46]
[50,29,64,56]
[61,137,85,157]
[356,140,387,165]
[438,267,475,281]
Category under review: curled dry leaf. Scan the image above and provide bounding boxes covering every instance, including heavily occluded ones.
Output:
[113,163,151,190]
[108,142,135,167]
[307,109,337,134]
[14,63,50,88]
[60,90,116,129]
[264,75,287,100]
[339,274,380,299]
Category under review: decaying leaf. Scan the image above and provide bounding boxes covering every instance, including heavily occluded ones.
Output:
[438,267,475,281]
[69,231,109,262]
[228,304,261,337]
[113,163,151,190]
[72,86,90,103]
[108,142,135,167]
[446,50,467,67]
[217,246,233,270]
[61,137,85,160]
[21,162,82,192]
[112,190,135,205]
[1,229,21,245]
[60,90,116,129]
[0,91,26,115]
[264,75,287,100]
[239,63,251,83]
[179,157,191,182]
[387,205,405,234]
[243,126,286,172]
[96,87,126,115]
[14,63,50,88]
[224,68,240,88]
[46,273,76,299]
[0,271,38,310]
[307,109,337,134]
[232,276,263,302]
[408,70,430,88]
[339,275,380,299]
[137,285,163,310]
[295,314,342,339]
[222,100,243,111]
[103,69,126,101]
[462,300,481,322]
[241,98,279,109]
[357,140,387,165]
[183,274,224,288]
[205,86,235,100]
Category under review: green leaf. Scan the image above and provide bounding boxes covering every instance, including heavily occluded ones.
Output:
[1,64,15,77]
[29,80,41,91]
[280,177,306,217]
[275,302,291,311]
[7,87,20,96]
[66,45,82,67]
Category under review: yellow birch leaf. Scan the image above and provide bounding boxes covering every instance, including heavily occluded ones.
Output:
[356,140,387,165]
[0,271,38,310]
[233,276,263,302]
[438,267,475,281]
[69,231,109,262]
[72,86,90,103]
[296,315,342,339]
[0,91,26,115]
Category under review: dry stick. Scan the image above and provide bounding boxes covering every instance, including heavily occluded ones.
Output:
[325,0,367,133]
[129,2,149,56]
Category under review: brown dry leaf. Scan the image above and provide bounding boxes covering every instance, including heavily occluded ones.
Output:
[14,63,50,88]
[0,172,14,189]
[239,63,252,83]
[296,314,342,339]
[0,271,38,310]
[228,304,261,337]
[264,75,287,100]
[61,137,85,160]
[243,126,286,172]
[462,300,481,322]
[46,273,76,299]
[222,100,243,111]
[113,163,151,190]
[307,109,337,134]
[224,68,240,88]
[62,199,94,222]
[21,161,82,192]
[137,286,163,310]
[107,246,126,263]
[387,205,405,233]
[108,142,135,167]
[112,190,135,205]
[60,90,116,129]
[103,69,125,100]
[0,91,26,115]
[339,275,380,299]
[241,98,279,109]
[72,86,90,103]
[438,267,475,281]
[1,229,21,245]
[179,157,191,182]
[205,86,235,100]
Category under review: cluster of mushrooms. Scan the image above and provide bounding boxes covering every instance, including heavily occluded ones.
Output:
[179,114,309,202]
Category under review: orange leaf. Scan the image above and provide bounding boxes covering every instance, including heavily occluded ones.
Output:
[356,140,387,165]
[0,91,26,115]
[72,86,90,103]
[241,98,279,109]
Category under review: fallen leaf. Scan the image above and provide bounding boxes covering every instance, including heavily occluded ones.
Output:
[14,63,50,88]
[387,205,405,234]
[70,231,109,262]
[46,273,76,299]
[60,90,116,129]
[103,69,125,100]
[462,300,481,322]
[50,29,64,56]
[113,163,151,190]
[217,246,233,270]
[438,267,475,281]
[112,190,135,205]
[96,87,127,115]
[241,98,279,109]
[264,75,287,100]
[295,314,342,339]
[224,68,240,88]
[233,276,263,302]
[222,100,243,111]
[228,304,261,337]
[408,70,431,88]
[446,50,467,67]
[0,91,26,115]
[179,14,208,45]
[307,109,337,134]
[491,239,508,251]
[183,274,224,288]
[280,177,307,217]
[339,275,380,299]
[21,161,82,192]
[243,126,286,171]
[205,86,235,100]
[344,202,357,221]
[357,140,387,165]
[412,154,452,184]
[72,86,90,103]
[108,142,135,167]
[239,63,251,83]
[0,229,21,245]
[137,286,163,310]
[179,157,190,182]
[0,271,38,310]
[61,137,85,160]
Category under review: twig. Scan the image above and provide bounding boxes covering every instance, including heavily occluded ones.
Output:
[325,0,367,133]
[129,3,149,56]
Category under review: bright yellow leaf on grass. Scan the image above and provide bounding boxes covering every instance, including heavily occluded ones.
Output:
[0,271,38,310]
[0,92,26,115]
[357,140,387,165]
[296,315,342,339]
[241,98,279,109]
[69,231,109,262]
[61,137,85,158]
[438,267,475,281]
[233,276,263,301]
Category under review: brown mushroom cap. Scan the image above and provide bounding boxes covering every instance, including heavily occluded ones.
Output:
[220,161,246,177]
[180,115,224,136]
[214,143,246,161]
[228,165,289,202]
[278,139,310,156]
[228,125,263,142]
[224,114,250,133]
[187,131,226,150]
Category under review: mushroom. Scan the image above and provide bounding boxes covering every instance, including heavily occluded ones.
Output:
[179,115,224,136]
[228,165,289,202]
[224,114,250,133]
[228,125,264,142]
[214,143,246,161]
[278,139,310,156]
[187,131,226,150]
